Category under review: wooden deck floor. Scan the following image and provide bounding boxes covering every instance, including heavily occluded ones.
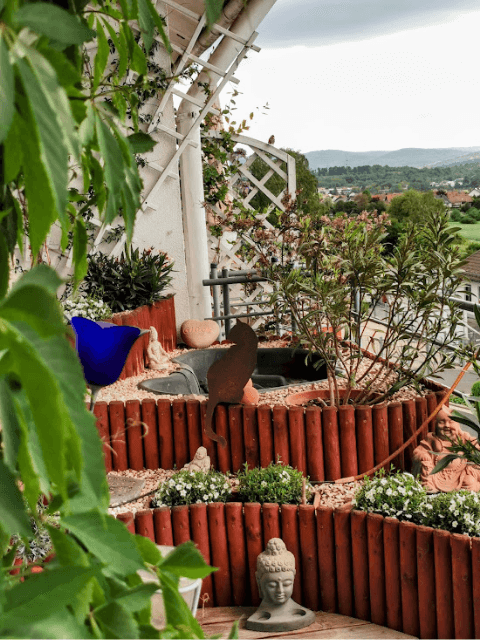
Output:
[197,607,417,639]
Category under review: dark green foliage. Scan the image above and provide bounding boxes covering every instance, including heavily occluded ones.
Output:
[83,248,174,312]
[236,462,311,505]
[471,380,480,397]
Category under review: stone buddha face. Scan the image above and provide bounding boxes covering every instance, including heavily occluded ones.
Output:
[435,408,461,441]
[260,571,295,606]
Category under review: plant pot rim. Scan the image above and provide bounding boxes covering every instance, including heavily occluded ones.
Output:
[286,388,381,407]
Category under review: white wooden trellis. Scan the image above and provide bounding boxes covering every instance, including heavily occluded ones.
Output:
[204,131,297,330]
[16,0,263,279]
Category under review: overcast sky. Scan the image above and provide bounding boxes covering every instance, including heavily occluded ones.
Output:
[230,0,480,154]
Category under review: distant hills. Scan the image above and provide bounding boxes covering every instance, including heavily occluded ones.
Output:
[305,147,480,170]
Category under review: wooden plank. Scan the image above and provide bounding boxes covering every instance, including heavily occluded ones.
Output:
[198,608,417,639]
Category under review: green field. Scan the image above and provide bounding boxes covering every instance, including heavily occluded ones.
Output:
[449,222,480,242]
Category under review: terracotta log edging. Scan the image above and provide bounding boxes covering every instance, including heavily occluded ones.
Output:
[119,504,480,639]
[107,296,176,380]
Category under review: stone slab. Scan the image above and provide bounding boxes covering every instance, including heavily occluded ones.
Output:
[107,474,145,507]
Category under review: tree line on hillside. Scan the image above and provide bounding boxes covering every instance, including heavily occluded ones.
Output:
[246,149,480,259]
[313,162,480,192]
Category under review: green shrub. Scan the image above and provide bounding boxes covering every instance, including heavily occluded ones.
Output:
[450,209,462,222]
[461,214,477,224]
[151,469,231,507]
[83,247,174,313]
[471,380,480,397]
[421,491,480,537]
[236,462,312,504]
[471,208,480,221]
[353,470,427,522]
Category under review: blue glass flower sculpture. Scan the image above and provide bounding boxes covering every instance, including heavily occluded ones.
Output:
[70,317,149,409]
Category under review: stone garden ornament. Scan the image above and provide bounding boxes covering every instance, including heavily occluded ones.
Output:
[182,447,211,473]
[246,538,315,632]
[412,406,480,492]
[147,326,170,370]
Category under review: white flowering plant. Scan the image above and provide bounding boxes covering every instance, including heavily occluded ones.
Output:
[421,491,480,537]
[237,461,312,504]
[62,295,112,322]
[353,469,427,522]
[151,469,231,507]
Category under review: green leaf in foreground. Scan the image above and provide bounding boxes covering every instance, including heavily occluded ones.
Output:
[0,458,31,537]
[159,541,216,580]
[0,36,14,144]
[15,3,96,44]
[127,131,156,153]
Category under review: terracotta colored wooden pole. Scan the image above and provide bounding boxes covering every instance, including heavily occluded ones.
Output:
[316,505,337,613]
[426,393,438,433]
[262,503,281,547]
[172,399,189,470]
[93,401,112,473]
[135,509,155,542]
[416,524,437,640]
[227,405,244,472]
[225,503,249,606]
[322,406,341,480]
[399,521,420,638]
[244,502,263,606]
[388,403,404,470]
[116,511,135,534]
[214,405,231,473]
[200,401,217,470]
[185,399,202,460]
[451,533,474,640]
[298,505,320,611]
[141,399,159,470]
[189,503,214,607]
[338,405,358,478]
[109,401,129,471]
[288,407,307,474]
[334,503,353,616]
[433,529,454,640]
[281,504,303,605]
[153,507,174,546]
[350,510,370,621]
[272,406,290,466]
[415,397,429,443]
[372,404,389,468]
[243,406,260,470]
[257,405,274,468]
[383,517,402,632]
[172,505,191,545]
[366,513,386,627]
[126,399,144,470]
[157,399,174,470]
[207,503,232,607]
[472,537,480,639]
[355,406,375,475]
[402,400,416,471]
[305,407,324,481]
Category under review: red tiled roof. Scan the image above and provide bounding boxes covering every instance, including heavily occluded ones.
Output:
[446,191,473,204]
[462,249,480,281]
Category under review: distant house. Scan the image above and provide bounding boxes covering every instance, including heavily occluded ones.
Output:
[371,193,403,203]
[436,190,473,208]
[469,188,480,198]
[461,250,480,302]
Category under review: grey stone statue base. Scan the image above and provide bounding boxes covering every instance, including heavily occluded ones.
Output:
[245,600,316,632]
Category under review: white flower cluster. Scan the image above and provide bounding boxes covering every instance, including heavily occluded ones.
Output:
[354,471,480,537]
[152,469,231,507]
[353,472,427,520]
[62,296,112,322]
[422,490,480,537]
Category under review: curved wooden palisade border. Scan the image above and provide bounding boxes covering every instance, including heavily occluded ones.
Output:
[115,503,480,639]
[94,382,447,477]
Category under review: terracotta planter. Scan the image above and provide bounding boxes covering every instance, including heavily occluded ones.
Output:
[106,296,176,380]
[286,388,378,406]
[119,503,480,639]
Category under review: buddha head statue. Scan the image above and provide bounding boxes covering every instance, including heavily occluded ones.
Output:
[255,538,296,607]
[435,406,462,442]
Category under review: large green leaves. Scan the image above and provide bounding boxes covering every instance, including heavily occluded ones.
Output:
[15,3,96,44]
[0,36,14,144]
[0,458,31,537]
[61,512,145,576]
